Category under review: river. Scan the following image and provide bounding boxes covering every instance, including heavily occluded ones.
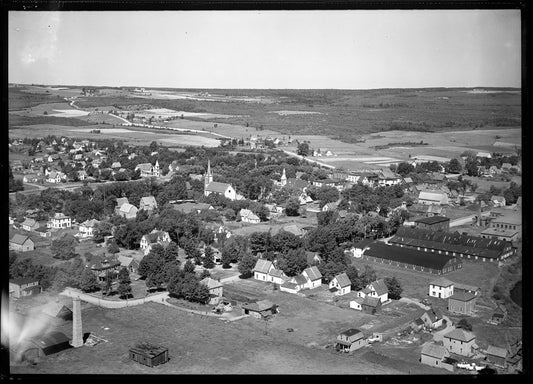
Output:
[510,280,522,307]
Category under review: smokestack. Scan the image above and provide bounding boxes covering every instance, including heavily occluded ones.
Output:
[71,297,83,348]
[478,205,482,226]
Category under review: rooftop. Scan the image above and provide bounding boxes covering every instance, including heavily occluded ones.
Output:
[414,216,450,225]
[129,342,168,358]
[443,329,476,342]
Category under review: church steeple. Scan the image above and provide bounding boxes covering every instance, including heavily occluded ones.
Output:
[205,159,213,187]
[281,168,287,186]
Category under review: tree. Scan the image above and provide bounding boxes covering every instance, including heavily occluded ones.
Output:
[276,248,308,277]
[167,270,210,304]
[80,268,100,293]
[465,157,479,176]
[203,246,215,269]
[384,276,403,300]
[447,158,462,173]
[107,241,120,254]
[456,318,473,331]
[285,197,300,216]
[117,267,132,299]
[396,162,415,176]
[183,259,196,274]
[271,230,302,253]
[238,253,257,278]
[345,265,360,290]
[51,234,79,260]
[297,142,310,156]
[360,265,377,288]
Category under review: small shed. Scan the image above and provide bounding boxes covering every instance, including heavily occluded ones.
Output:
[485,345,508,368]
[242,300,278,319]
[129,342,169,367]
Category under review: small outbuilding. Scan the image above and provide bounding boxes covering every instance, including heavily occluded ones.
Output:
[420,342,454,372]
[129,342,169,367]
[335,329,367,352]
[11,331,71,362]
[242,300,278,319]
[485,345,507,368]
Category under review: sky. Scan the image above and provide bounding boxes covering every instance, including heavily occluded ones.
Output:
[8,10,522,89]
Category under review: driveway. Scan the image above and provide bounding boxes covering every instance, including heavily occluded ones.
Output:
[432,315,454,342]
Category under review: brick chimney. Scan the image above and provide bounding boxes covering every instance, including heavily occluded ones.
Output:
[71,297,83,348]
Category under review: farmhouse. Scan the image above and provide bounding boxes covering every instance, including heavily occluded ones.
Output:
[429,277,455,299]
[9,234,35,252]
[242,300,278,319]
[362,241,462,275]
[335,329,367,352]
[200,277,224,305]
[239,209,260,224]
[9,278,41,298]
[443,329,477,357]
[420,343,453,372]
[414,216,450,232]
[139,196,158,212]
[129,343,169,367]
[447,290,477,316]
[389,227,515,262]
[78,219,100,238]
[116,203,138,219]
[418,190,448,205]
[47,213,72,229]
[328,273,351,296]
[135,161,160,178]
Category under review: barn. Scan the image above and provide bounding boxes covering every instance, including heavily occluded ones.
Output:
[361,241,462,275]
[11,331,71,362]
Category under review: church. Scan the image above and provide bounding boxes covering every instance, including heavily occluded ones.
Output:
[204,160,237,201]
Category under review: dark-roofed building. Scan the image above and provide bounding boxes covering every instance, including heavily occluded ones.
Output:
[389,226,514,262]
[414,216,450,232]
[448,291,477,316]
[11,331,71,362]
[362,241,462,275]
[443,329,477,357]
[9,278,42,298]
[362,296,382,314]
[329,273,352,296]
[420,307,444,329]
[9,234,35,252]
[205,181,236,201]
[89,256,122,282]
[242,300,278,319]
[129,342,169,367]
[336,329,367,352]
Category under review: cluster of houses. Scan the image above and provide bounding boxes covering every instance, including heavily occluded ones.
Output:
[114,195,158,219]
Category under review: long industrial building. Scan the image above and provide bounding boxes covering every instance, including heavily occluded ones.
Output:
[388,227,514,263]
[361,241,462,275]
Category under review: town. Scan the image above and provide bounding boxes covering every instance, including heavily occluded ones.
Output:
[6,9,522,376]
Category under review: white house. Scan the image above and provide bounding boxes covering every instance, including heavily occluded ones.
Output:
[135,161,160,177]
[280,274,308,294]
[78,219,100,238]
[252,259,287,284]
[491,195,506,207]
[140,229,171,255]
[46,171,65,184]
[357,279,389,303]
[418,190,449,205]
[429,277,455,299]
[139,196,158,212]
[239,209,260,224]
[302,266,322,289]
[200,277,224,305]
[47,213,72,229]
[349,298,365,311]
[329,273,352,296]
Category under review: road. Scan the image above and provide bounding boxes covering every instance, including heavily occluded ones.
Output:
[280,149,336,169]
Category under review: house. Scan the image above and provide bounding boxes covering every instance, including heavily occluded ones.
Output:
[447,290,477,316]
[115,197,130,210]
[9,234,35,252]
[302,266,322,289]
[321,202,338,212]
[35,227,52,238]
[349,298,365,311]
[21,218,40,232]
[140,230,171,255]
[454,283,480,296]
[48,213,72,229]
[426,205,447,217]
[139,196,158,212]
[361,296,382,314]
[111,161,122,169]
[490,307,506,324]
[78,219,100,238]
[329,273,352,296]
[418,190,448,205]
[239,209,260,224]
[46,171,65,184]
[9,278,42,298]
[116,203,138,219]
[414,216,450,232]
[420,307,444,329]
[420,343,454,372]
[168,160,180,173]
[264,203,283,219]
[200,277,224,305]
[305,251,322,266]
[117,255,139,274]
[501,162,512,170]
[252,259,287,284]
[135,161,160,177]
[485,345,507,368]
[241,300,278,319]
[491,195,506,207]
[429,277,455,299]
[77,170,88,180]
[89,256,122,282]
[443,329,477,357]
[335,329,367,352]
[411,317,425,332]
[476,151,492,159]
[360,279,389,303]
[345,238,374,258]
[129,343,169,367]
